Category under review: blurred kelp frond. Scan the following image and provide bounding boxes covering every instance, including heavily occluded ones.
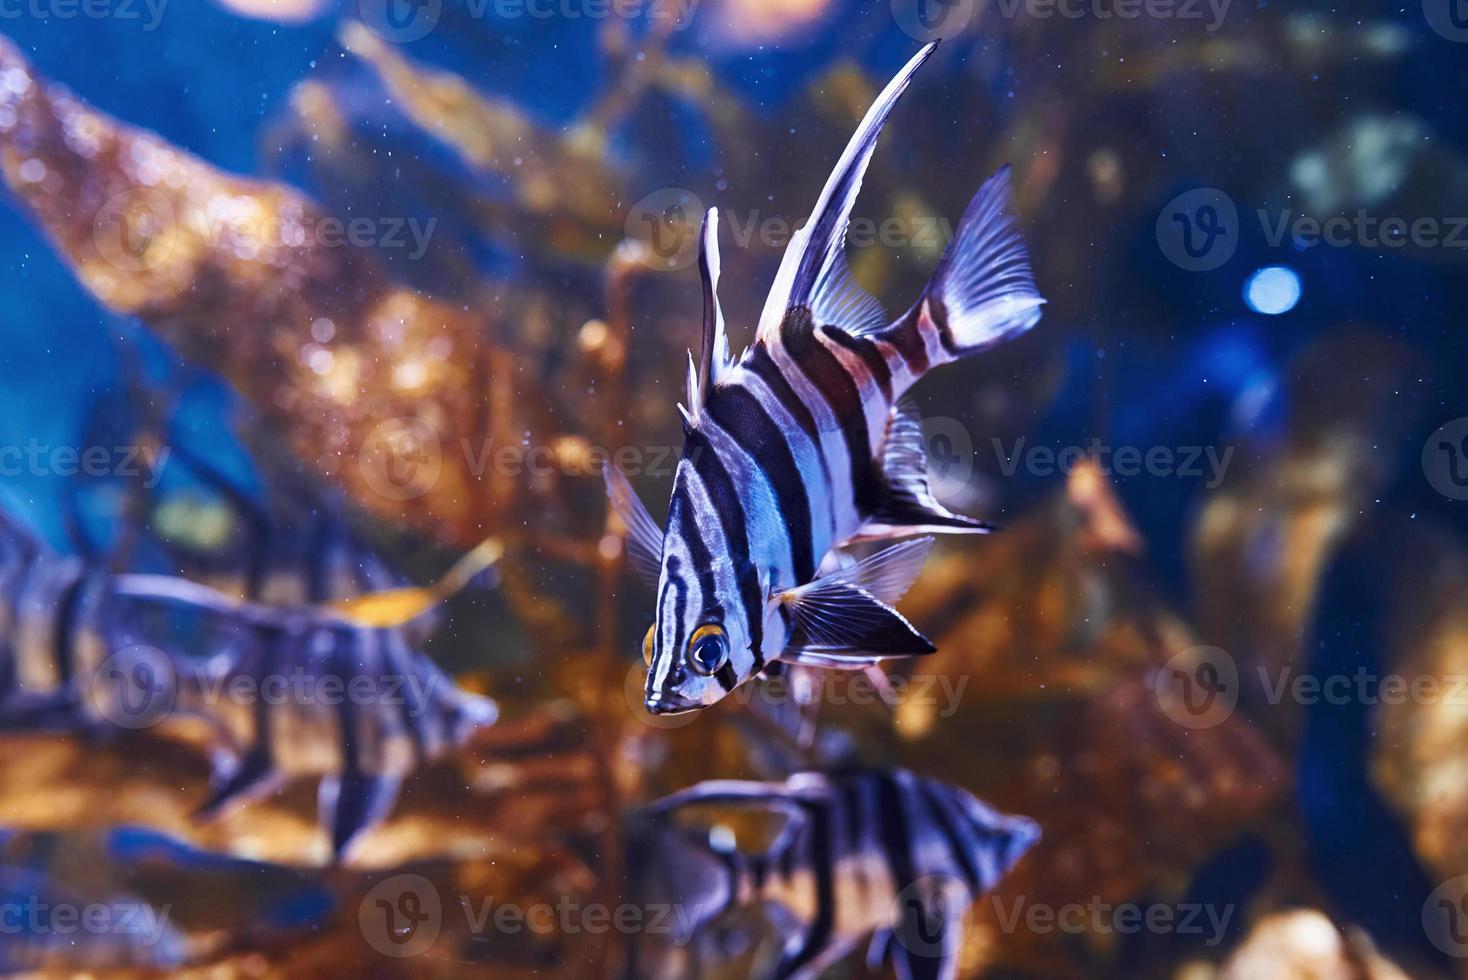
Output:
[4,39,574,554]
[1190,333,1422,699]
[1371,521,1468,888]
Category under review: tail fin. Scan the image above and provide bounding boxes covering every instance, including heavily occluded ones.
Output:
[887,166,1044,370]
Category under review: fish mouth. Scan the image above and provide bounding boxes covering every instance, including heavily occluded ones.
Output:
[644,692,699,715]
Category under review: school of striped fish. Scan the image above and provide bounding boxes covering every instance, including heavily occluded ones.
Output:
[0,40,1043,979]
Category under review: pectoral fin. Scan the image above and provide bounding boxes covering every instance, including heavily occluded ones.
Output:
[776,568,936,660]
[603,464,665,590]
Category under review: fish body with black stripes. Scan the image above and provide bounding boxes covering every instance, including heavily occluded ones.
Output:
[0,507,501,862]
[643,768,1039,979]
[606,42,1045,715]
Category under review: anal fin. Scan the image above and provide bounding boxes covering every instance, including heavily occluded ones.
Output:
[858,397,993,543]
[778,577,935,659]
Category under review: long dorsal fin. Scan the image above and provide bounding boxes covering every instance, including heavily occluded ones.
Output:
[696,208,732,406]
[755,42,938,346]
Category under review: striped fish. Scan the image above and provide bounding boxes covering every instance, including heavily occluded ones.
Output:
[0,507,500,862]
[143,440,414,610]
[606,42,1045,715]
[644,768,1039,980]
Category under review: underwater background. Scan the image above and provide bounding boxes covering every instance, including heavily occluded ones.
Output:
[0,0,1465,975]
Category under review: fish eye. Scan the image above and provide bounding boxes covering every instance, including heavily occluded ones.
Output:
[643,625,656,668]
[687,624,729,676]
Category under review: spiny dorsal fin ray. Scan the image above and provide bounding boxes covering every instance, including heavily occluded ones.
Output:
[684,349,700,422]
[755,41,939,346]
[603,464,666,590]
[855,397,994,542]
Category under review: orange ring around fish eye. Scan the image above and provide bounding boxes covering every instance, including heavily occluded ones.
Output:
[643,625,656,668]
[687,623,729,676]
